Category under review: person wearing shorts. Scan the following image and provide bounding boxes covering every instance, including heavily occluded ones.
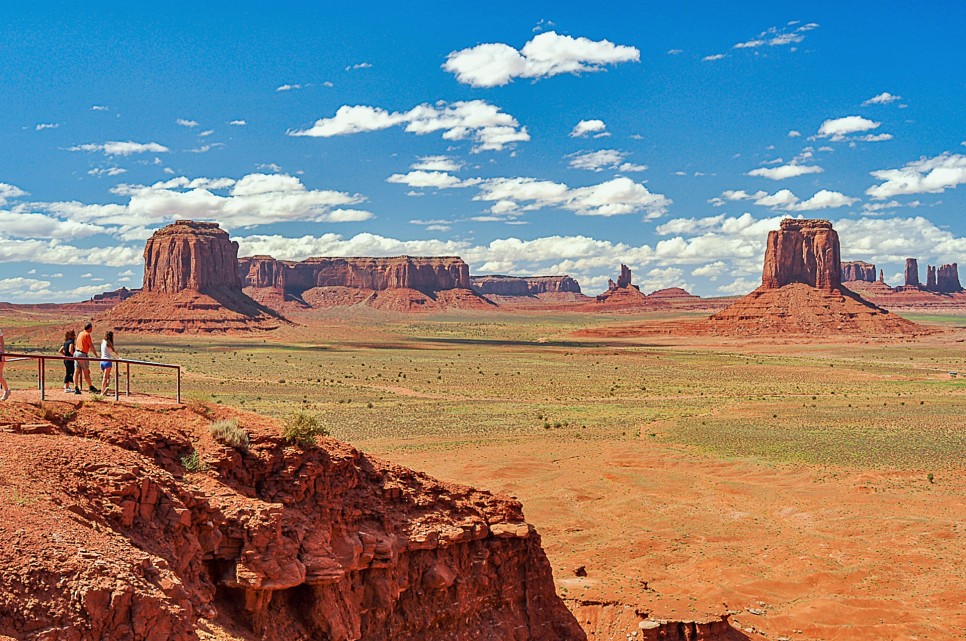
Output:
[61,330,77,393]
[99,331,118,395]
[74,322,99,394]
[0,327,9,401]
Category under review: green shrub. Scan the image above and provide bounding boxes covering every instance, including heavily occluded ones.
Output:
[283,412,329,447]
[210,419,249,451]
[181,449,209,472]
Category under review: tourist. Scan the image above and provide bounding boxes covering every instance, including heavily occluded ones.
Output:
[60,329,77,393]
[99,331,118,395]
[74,322,99,395]
[0,326,8,401]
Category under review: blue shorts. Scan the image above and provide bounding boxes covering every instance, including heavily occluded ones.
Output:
[100,361,112,371]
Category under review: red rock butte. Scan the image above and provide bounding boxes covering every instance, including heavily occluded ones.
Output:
[104,220,282,333]
[710,218,921,336]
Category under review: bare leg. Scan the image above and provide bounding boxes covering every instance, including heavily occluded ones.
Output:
[101,367,111,393]
[0,360,8,399]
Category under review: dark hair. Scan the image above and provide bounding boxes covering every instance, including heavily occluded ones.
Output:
[65,330,76,341]
[104,331,115,347]
[84,322,93,331]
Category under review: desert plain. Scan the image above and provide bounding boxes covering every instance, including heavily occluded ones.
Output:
[1,305,963,640]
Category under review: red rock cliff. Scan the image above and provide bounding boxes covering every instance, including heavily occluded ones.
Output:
[936,263,962,293]
[841,261,876,283]
[0,401,585,641]
[144,220,242,295]
[470,275,582,296]
[239,256,472,295]
[761,219,841,291]
[904,258,920,288]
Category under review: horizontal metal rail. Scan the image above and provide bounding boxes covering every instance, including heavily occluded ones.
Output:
[1,352,181,403]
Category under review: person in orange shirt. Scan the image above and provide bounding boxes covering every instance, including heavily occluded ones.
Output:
[73,322,100,394]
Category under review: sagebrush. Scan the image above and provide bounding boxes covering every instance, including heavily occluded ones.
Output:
[210,419,249,450]
[283,412,329,447]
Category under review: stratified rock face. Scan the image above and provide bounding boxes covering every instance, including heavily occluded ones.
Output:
[144,221,242,294]
[842,261,876,283]
[470,275,582,296]
[937,263,963,293]
[905,258,920,288]
[615,264,632,289]
[761,219,841,291]
[239,255,493,312]
[0,401,585,641]
[926,265,937,290]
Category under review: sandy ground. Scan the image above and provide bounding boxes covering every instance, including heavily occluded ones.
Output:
[372,437,965,641]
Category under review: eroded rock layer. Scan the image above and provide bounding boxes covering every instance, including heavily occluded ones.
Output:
[0,401,584,641]
[841,261,876,283]
[470,275,582,297]
[239,256,493,312]
[761,219,840,291]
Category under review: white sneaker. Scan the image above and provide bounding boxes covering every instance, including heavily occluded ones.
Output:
[1,390,9,401]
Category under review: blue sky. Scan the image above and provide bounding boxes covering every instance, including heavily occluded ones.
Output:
[1,1,964,301]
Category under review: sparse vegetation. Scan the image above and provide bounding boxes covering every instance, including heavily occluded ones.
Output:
[181,449,209,472]
[283,411,329,447]
[209,419,249,451]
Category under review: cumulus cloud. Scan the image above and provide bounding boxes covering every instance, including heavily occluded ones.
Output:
[276,83,303,91]
[68,141,170,156]
[386,171,480,189]
[569,119,608,138]
[862,92,902,106]
[474,176,670,218]
[0,210,107,239]
[288,100,529,152]
[0,238,141,267]
[87,167,127,177]
[37,173,372,229]
[0,277,116,303]
[816,116,881,141]
[866,152,966,199]
[0,183,28,206]
[568,149,646,172]
[788,130,801,137]
[702,54,726,61]
[228,119,247,126]
[710,188,856,211]
[411,155,463,172]
[442,31,639,87]
[176,118,199,128]
[747,163,824,180]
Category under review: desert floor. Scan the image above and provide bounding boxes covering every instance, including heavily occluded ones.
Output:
[2,307,964,640]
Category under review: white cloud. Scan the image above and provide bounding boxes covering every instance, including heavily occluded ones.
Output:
[862,92,902,106]
[386,171,479,189]
[667,49,683,55]
[788,130,801,137]
[87,167,127,177]
[69,141,170,156]
[186,143,224,153]
[710,188,856,211]
[35,123,59,131]
[199,129,214,137]
[691,261,728,280]
[568,149,646,172]
[37,173,372,228]
[570,119,607,138]
[345,62,372,71]
[0,210,108,239]
[816,116,881,141]
[176,118,199,128]
[474,176,670,218]
[443,31,639,87]
[702,54,726,61]
[866,152,966,199]
[0,277,115,303]
[91,105,109,111]
[228,119,247,126]
[411,155,463,172]
[288,100,529,152]
[276,83,303,91]
[0,238,141,267]
[0,183,28,206]
[746,163,824,180]
[858,133,893,142]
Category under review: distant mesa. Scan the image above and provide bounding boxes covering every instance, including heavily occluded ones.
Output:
[239,255,494,312]
[470,275,582,297]
[709,219,920,336]
[647,287,702,302]
[105,221,283,333]
[841,261,876,284]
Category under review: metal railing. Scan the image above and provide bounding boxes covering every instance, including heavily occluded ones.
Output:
[1,352,182,403]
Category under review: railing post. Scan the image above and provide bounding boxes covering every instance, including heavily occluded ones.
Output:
[114,364,119,401]
[39,357,45,401]
[177,366,182,404]
[126,363,131,396]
